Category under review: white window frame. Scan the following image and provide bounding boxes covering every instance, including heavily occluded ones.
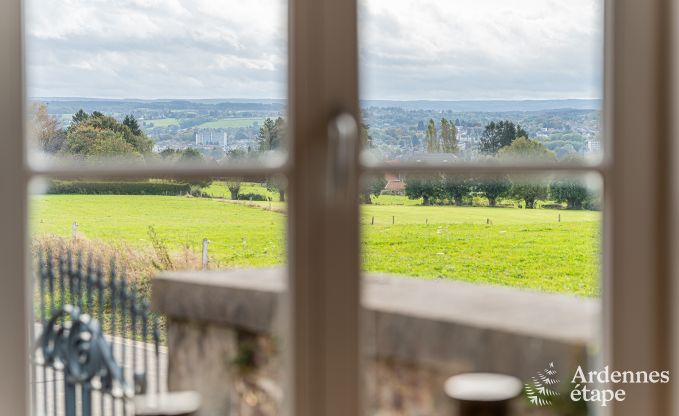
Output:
[0,0,676,415]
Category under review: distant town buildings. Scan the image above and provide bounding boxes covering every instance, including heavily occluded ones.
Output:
[585,139,601,154]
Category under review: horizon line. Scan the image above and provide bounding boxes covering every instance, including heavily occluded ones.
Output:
[30,96,603,102]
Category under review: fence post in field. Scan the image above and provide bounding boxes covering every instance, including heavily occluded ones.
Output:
[202,238,210,270]
[558,214,561,222]
[71,221,78,240]
[371,216,374,225]
[392,216,395,225]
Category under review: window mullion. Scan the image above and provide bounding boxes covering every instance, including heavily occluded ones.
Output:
[287,0,361,414]
[0,0,30,413]
[607,0,673,414]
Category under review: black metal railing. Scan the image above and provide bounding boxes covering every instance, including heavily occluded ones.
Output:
[32,249,163,416]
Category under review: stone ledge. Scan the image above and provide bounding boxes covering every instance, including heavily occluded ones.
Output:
[153,268,600,415]
[153,268,598,347]
[152,267,284,333]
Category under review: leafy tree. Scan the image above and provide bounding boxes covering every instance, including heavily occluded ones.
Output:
[256,117,287,200]
[225,179,242,200]
[498,137,555,160]
[159,148,180,160]
[71,109,89,125]
[405,175,440,206]
[361,175,387,204]
[178,148,203,162]
[497,138,554,209]
[440,175,472,206]
[509,180,549,209]
[476,176,511,207]
[550,178,590,209]
[257,117,285,151]
[425,119,439,152]
[174,148,212,189]
[28,103,63,153]
[62,124,138,158]
[479,120,528,155]
[439,118,458,153]
[64,110,153,157]
[265,176,287,202]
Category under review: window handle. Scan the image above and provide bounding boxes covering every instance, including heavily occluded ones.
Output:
[326,112,358,203]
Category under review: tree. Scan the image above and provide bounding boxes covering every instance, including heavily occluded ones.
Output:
[265,176,287,202]
[439,118,458,154]
[176,148,212,189]
[405,175,440,206]
[225,179,242,200]
[71,109,89,125]
[479,120,528,155]
[476,176,511,207]
[509,181,549,209]
[425,119,439,152]
[64,110,153,157]
[28,103,63,153]
[257,117,287,200]
[550,178,590,209]
[440,175,472,206]
[498,137,555,160]
[257,117,285,151]
[62,124,139,158]
[178,148,203,162]
[361,175,387,204]
[123,114,142,136]
[496,138,553,208]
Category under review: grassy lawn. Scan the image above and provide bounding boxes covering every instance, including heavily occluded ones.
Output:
[197,117,265,128]
[31,195,285,268]
[31,194,601,296]
[145,118,180,127]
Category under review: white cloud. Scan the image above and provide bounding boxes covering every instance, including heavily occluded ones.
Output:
[25,0,602,100]
[359,0,603,100]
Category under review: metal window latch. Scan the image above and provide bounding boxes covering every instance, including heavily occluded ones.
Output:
[326,112,358,203]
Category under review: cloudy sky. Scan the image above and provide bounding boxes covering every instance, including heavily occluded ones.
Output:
[26,0,602,101]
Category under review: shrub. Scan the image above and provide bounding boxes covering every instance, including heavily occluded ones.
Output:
[237,193,268,201]
[47,180,191,195]
[541,203,564,210]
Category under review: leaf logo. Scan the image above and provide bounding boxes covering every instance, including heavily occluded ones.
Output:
[525,362,560,406]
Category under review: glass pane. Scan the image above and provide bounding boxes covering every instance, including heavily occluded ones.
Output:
[25,0,287,168]
[359,0,603,165]
[361,172,601,414]
[29,176,288,415]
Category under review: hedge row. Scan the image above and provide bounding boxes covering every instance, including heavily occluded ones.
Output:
[46,181,192,195]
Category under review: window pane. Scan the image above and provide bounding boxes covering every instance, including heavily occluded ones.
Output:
[25,0,287,168]
[29,176,288,414]
[361,172,601,414]
[359,0,603,165]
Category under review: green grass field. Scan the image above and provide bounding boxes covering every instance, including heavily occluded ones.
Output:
[31,193,601,296]
[197,117,265,128]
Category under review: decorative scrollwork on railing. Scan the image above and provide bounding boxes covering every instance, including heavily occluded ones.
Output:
[36,304,132,399]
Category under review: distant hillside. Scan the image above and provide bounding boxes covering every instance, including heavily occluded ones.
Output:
[33,97,601,115]
[360,99,601,112]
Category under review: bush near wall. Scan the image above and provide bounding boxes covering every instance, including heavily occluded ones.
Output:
[46,180,191,195]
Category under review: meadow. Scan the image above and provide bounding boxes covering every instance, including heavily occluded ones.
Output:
[145,118,180,127]
[31,191,601,297]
